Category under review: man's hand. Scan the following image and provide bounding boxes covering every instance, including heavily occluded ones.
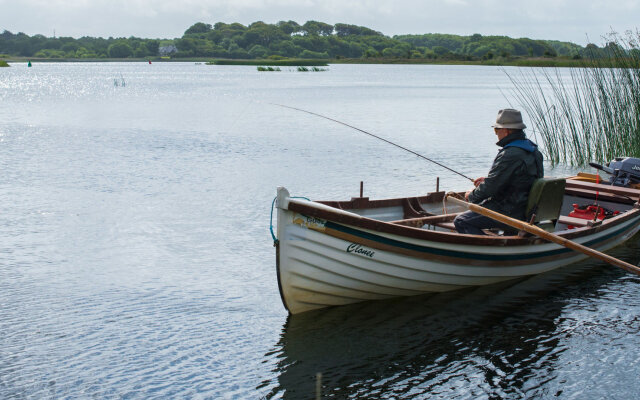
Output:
[473,177,485,187]
[465,189,472,201]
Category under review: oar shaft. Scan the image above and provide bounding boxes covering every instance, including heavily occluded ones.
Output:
[447,196,640,276]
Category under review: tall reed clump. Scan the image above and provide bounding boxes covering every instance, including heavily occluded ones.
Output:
[507,30,640,167]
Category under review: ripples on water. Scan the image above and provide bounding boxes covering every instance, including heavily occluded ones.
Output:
[0,63,639,399]
[262,249,640,399]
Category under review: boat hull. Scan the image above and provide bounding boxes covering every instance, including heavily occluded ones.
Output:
[275,187,640,314]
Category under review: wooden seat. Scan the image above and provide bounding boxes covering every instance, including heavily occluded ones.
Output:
[390,213,461,228]
[557,215,600,228]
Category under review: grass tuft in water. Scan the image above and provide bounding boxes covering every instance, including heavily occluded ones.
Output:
[257,66,281,71]
[297,66,327,72]
[507,30,640,166]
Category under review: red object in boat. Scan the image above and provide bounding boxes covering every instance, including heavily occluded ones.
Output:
[567,204,620,229]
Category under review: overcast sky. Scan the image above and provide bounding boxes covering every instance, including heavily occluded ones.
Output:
[0,0,638,45]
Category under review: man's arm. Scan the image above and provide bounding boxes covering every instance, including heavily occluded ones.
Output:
[468,151,519,203]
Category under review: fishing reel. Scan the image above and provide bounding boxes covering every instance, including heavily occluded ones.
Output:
[589,157,640,187]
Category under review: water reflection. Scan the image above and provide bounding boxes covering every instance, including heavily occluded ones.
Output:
[261,261,627,399]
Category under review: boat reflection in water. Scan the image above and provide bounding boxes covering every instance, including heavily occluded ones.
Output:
[259,255,634,399]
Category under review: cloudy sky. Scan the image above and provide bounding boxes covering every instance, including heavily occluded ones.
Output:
[0,0,638,45]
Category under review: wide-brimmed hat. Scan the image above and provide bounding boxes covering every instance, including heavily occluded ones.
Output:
[492,108,526,129]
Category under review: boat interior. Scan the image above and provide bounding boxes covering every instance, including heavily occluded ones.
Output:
[317,173,640,235]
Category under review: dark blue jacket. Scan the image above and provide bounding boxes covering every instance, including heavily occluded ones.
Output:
[468,131,544,220]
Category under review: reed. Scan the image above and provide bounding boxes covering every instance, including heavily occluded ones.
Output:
[257,66,281,71]
[507,30,640,166]
[0,60,9,67]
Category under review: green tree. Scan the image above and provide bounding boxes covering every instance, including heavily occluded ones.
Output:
[269,41,302,57]
[228,42,249,58]
[422,47,436,58]
[244,22,287,47]
[293,35,329,52]
[302,21,334,36]
[364,48,380,58]
[432,46,450,56]
[213,22,247,38]
[75,47,96,58]
[34,49,65,58]
[61,42,80,53]
[248,44,269,58]
[276,20,301,35]
[471,45,491,57]
[134,43,149,57]
[108,41,133,58]
[334,23,382,37]
[185,22,213,35]
[145,40,160,56]
[381,46,405,58]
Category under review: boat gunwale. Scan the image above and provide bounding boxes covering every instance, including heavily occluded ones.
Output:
[286,192,640,247]
[314,180,640,211]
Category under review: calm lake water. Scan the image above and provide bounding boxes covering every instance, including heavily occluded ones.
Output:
[1,62,639,399]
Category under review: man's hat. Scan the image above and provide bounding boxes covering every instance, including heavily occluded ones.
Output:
[492,109,526,129]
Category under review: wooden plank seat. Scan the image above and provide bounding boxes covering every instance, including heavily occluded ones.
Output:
[564,187,636,205]
[390,213,461,228]
[390,213,508,232]
[557,215,601,228]
[565,179,640,199]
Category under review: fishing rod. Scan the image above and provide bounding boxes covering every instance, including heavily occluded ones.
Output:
[272,103,474,182]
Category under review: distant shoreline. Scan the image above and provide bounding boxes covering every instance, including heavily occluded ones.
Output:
[2,56,586,68]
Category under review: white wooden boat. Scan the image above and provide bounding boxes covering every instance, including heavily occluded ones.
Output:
[273,175,640,314]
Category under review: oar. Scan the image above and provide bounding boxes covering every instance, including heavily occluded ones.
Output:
[446,195,640,276]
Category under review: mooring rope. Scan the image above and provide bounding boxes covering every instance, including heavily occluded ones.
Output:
[270,195,310,245]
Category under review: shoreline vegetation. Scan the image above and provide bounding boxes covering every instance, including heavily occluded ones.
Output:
[0,20,622,67]
[508,31,640,166]
[0,55,601,68]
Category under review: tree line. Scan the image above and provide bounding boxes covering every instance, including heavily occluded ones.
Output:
[0,30,161,59]
[0,20,612,61]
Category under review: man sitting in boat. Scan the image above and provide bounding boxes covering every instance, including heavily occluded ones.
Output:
[454,109,544,235]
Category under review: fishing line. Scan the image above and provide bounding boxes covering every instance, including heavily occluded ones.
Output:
[271,103,474,182]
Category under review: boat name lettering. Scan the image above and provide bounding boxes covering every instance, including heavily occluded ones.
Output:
[346,243,375,258]
[292,213,326,230]
[304,216,325,225]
